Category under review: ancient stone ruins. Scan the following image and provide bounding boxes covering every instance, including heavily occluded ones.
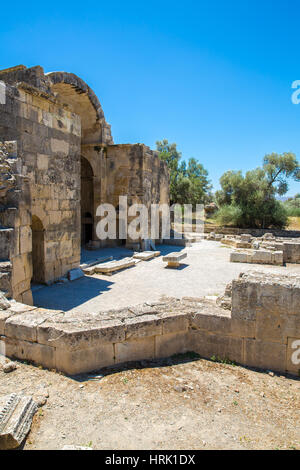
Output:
[0,65,169,303]
[0,64,299,393]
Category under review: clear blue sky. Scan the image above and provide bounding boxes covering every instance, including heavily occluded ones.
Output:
[1,0,300,195]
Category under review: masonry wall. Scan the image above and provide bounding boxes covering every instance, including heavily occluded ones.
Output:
[0,141,32,303]
[0,80,81,283]
[0,271,298,376]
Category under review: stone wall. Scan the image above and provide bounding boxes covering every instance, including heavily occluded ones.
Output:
[0,75,82,283]
[205,225,300,238]
[0,141,32,303]
[0,271,299,376]
[0,65,170,289]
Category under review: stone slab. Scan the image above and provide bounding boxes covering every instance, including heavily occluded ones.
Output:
[93,257,136,275]
[133,252,155,261]
[0,393,37,449]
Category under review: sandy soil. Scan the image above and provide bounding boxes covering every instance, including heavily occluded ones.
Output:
[0,354,299,450]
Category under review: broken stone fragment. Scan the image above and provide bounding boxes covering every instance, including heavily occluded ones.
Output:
[0,292,10,310]
[3,361,17,373]
[0,393,37,449]
[67,268,84,281]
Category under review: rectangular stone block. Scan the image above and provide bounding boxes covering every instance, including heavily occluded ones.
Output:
[0,310,16,336]
[188,330,244,364]
[125,315,162,339]
[1,335,56,369]
[230,252,248,263]
[155,331,188,358]
[5,309,60,342]
[161,313,189,334]
[190,312,231,335]
[55,343,114,375]
[0,394,37,450]
[37,318,125,351]
[115,337,155,364]
[244,339,286,372]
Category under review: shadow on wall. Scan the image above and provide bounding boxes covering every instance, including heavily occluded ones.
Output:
[32,276,113,311]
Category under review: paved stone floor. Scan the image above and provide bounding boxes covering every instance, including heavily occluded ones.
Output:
[33,241,300,314]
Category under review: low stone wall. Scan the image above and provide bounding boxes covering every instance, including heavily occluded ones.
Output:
[230,250,284,265]
[0,271,299,376]
[204,226,300,238]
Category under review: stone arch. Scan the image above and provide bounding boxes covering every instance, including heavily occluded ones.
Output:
[46,71,113,145]
[31,215,45,283]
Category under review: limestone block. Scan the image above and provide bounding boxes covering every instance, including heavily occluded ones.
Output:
[190,312,232,335]
[155,331,188,358]
[19,226,32,255]
[230,252,248,263]
[251,250,272,264]
[21,289,33,306]
[36,153,49,170]
[161,312,190,334]
[93,257,136,275]
[163,251,187,268]
[115,337,155,364]
[0,310,16,335]
[55,343,114,375]
[125,315,162,339]
[230,319,256,338]
[244,339,286,372]
[0,394,37,450]
[286,337,300,375]
[188,330,244,364]
[272,251,283,265]
[37,318,125,351]
[2,336,56,369]
[67,268,84,281]
[133,251,155,261]
[50,138,69,155]
[5,309,60,342]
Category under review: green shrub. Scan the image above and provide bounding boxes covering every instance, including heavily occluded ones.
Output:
[216,204,243,226]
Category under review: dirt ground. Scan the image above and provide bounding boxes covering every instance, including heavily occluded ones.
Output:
[0,354,299,450]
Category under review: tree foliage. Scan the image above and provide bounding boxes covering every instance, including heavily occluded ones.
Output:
[156,139,211,207]
[215,152,300,228]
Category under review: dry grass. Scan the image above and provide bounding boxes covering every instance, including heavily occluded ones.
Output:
[287,217,300,231]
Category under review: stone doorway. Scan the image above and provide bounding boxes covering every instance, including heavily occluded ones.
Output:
[31,215,45,283]
[81,156,94,246]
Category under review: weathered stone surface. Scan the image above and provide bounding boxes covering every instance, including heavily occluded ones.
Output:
[68,268,84,281]
[115,337,155,364]
[5,308,62,342]
[0,393,37,449]
[94,258,136,274]
[133,251,155,261]
[0,65,170,303]
[163,251,187,268]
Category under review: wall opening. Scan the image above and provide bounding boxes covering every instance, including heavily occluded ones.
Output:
[81,156,94,246]
[31,215,45,283]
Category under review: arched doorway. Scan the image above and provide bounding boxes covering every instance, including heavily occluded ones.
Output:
[31,215,45,283]
[81,156,94,246]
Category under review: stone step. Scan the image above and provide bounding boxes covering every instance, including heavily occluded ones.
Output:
[0,393,37,449]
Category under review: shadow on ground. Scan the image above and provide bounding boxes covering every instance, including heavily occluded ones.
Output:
[33,276,114,311]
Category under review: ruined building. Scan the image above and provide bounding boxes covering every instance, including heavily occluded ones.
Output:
[0,65,169,304]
